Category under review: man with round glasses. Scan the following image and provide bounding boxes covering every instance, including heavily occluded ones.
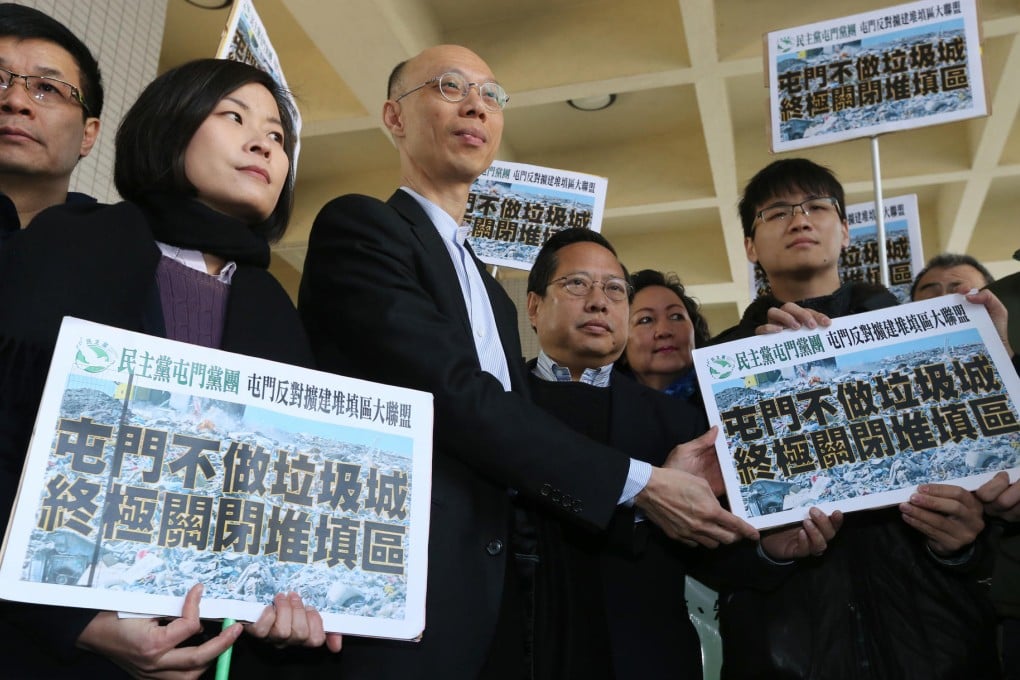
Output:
[300,45,758,678]
[394,71,509,112]
[0,3,102,238]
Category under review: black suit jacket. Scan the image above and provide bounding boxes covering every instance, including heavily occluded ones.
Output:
[526,367,706,678]
[298,191,632,678]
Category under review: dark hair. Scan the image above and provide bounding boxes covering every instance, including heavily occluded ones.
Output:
[115,59,296,241]
[738,158,845,238]
[388,59,408,99]
[0,3,103,118]
[527,228,630,299]
[910,253,994,300]
[630,269,710,348]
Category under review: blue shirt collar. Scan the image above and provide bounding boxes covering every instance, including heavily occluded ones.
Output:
[400,186,471,246]
[533,350,613,387]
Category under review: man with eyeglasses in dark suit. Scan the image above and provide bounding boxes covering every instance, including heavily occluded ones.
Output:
[299,44,759,679]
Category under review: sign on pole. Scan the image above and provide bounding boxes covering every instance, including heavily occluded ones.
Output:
[766,0,986,153]
[464,160,608,270]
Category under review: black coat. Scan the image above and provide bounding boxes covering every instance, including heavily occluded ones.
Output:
[0,190,95,249]
[711,281,898,345]
[297,190,632,679]
[524,367,706,679]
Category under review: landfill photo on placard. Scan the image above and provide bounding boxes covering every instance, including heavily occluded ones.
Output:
[841,220,914,303]
[714,329,1020,518]
[21,374,414,620]
[464,179,596,267]
[777,19,971,143]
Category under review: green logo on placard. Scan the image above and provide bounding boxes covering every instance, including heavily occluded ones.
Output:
[708,355,735,380]
[75,338,116,374]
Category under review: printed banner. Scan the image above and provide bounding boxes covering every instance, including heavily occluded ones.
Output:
[766,0,986,152]
[216,0,302,164]
[694,296,1020,529]
[0,319,432,639]
[751,194,924,303]
[463,160,608,270]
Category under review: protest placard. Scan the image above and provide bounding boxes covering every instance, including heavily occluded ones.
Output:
[0,318,432,639]
[464,160,607,270]
[694,296,1020,529]
[766,0,986,153]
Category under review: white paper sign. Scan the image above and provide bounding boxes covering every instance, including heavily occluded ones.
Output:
[464,160,608,270]
[0,318,432,639]
[766,0,986,152]
[695,296,1020,529]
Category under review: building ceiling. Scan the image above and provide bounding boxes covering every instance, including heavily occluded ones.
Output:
[159,0,1020,334]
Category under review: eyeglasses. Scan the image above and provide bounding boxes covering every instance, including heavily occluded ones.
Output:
[754,196,840,231]
[550,274,632,302]
[0,66,89,113]
[394,71,509,111]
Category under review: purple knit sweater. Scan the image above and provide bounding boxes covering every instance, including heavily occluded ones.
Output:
[154,255,229,348]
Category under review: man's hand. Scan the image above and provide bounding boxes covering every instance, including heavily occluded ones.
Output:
[245,591,343,653]
[665,426,724,496]
[76,584,240,680]
[900,484,984,556]
[760,507,843,561]
[634,466,759,548]
[976,471,1020,522]
[966,289,1014,358]
[756,302,832,335]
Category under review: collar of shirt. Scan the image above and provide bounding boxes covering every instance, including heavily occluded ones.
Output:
[0,192,19,235]
[157,242,236,284]
[0,191,96,236]
[400,186,466,244]
[532,350,614,387]
[66,191,97,206]
[399,186,513,392]
[662,370,698,400]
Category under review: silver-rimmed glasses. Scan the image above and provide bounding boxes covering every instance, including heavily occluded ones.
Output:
[0,66,89,113]
[754,196,840,231]
[394,71,509,111]
[549,274,632,302]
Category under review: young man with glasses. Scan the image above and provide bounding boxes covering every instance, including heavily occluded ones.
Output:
[0,3,102,237]
[713,157,898,343]
[299,45,759,678]
[709,158,1000,679]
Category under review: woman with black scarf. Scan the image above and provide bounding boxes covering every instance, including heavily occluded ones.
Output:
[0,58,338,678]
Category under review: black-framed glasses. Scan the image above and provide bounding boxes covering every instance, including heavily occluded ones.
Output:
[754,196,840,230]
[550,274,632,302]
[394,71,509,111]
[0,66,89,113]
